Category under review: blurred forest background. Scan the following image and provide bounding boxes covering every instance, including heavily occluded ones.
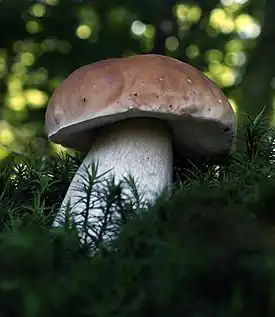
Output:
[0,0,273,160]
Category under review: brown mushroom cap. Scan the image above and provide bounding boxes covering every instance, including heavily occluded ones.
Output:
[45,54,236,157]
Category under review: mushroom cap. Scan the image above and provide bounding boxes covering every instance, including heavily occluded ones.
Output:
[45,54,236,157]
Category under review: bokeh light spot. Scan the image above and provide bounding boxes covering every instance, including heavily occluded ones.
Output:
[51,143,68,154]
[20,52,35,66]
[165,36,179,52]
[205,49,223,63]
[209,8,234,34]
[220,69,236,87]
[235,14,261,39]
[131,21,146,36]
[225,52,246,66]
[226,39,244,52]
[25,89,48,108]
[30,4,46,18]
[8,96,26,112]
[144,25,155,39]
[175,4,201,23]
[186,44,200,59]
[0,125,15,145]
[76,25,92,39]
[26,21,41,34]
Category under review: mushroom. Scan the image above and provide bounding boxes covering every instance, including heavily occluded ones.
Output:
[45,54,236,242]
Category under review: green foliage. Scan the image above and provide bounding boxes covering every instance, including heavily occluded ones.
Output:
[1,0,275,314]
[0,0,272,157]
[0,151,83,229]
[0,113,275,316]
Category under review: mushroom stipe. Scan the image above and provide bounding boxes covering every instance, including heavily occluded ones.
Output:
[45,54,237,244]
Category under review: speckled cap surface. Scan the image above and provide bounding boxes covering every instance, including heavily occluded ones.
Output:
[45,54,237,156]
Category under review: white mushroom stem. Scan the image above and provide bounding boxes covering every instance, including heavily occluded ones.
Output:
[53,118,173,244]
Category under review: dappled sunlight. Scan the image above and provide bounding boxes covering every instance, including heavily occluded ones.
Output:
[76,25,92,39]
[225,51,246,67]
[165,36,179,52]
[26,20,42,34]
[185,44,200,59]
[8,96,25,112]
[0,121,15,159]
[175,4,202,40]
[0,122,15,145]
[175,3,202,23]
[1,4,274,314]
[131,21,155,53]
[235,14,261,39]
[131,21,147,36]
[0,0,267,160]
[25,89,48,109]
[20,52,35,66]
[209,9,235,34]
[77,6,100,41]
[51,143,69,154]
[203,4,260,90]
[30,3,46,18]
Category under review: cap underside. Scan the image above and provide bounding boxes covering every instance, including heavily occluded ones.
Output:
[49,109,235,157]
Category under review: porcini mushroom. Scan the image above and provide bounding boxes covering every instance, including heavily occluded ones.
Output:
[45,54,236,242]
